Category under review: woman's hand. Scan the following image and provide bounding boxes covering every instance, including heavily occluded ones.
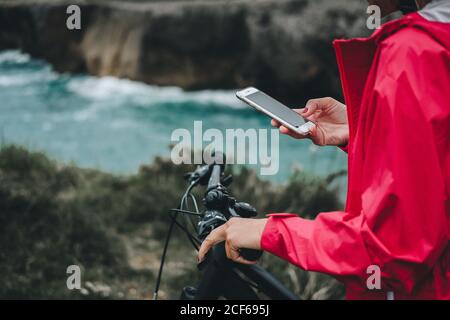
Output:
[272,97,349,146]
[197,217,268,265]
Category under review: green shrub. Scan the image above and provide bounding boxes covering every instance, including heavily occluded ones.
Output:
[0,146,127,298]
[0,145,346,299]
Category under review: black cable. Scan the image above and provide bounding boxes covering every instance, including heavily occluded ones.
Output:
[169,213,201,250]
[153,181,199,300]
[170,209,202,216]
[153,209,177,300]
[169,209,203,248]
[181,193,200,233]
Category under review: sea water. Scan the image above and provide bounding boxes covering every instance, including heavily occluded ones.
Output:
[0,50,347,185]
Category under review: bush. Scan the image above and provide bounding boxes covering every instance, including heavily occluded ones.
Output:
[0,145,346,299]
[0,146,127,298]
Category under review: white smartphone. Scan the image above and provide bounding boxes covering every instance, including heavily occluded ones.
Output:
[236,87,315,135]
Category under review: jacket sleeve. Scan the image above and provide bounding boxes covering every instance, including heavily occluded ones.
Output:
[261,29,450,293]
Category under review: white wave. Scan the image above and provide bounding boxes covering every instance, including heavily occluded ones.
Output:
[0,70,58,87]
[67,75,245,108]
[0,49,246,109]
[0,49,247,110]
[0,75,30,86]
[0,50,58,87]
[67,76,154,100]
[184,90,244,109]
[0,50,31,64]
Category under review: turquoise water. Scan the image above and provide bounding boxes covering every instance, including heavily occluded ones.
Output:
[0,50,347,183]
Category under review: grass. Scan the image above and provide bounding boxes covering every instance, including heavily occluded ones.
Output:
[0,145,346,299]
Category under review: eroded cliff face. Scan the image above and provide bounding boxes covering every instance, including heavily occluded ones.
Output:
[0,0,368,102]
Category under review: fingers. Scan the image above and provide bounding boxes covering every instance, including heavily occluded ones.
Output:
[302,101,319,118]
[197,224,227,263]
[224,241,256,265]
[274,117,308,139]
[303,97,335,118]
[279,125,306,139]
[272,97,340,140]
[271,119,281,128]
[197,220,257,265]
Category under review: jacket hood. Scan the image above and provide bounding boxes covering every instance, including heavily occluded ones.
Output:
[419,0,450,23]
[370,11,450,52]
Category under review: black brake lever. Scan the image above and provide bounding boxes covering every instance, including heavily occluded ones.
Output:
[221,175,233,187]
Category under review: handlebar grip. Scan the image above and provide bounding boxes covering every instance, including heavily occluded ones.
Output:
[239,248,263,261]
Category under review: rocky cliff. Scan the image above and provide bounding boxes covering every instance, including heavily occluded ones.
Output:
[0,0,369,103]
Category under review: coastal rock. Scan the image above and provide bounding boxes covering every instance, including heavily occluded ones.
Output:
[0,0,369,103]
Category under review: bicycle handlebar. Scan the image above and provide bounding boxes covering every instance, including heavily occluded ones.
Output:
[207,164,222,190]
[157,153,297,300]
[198,163,263,262]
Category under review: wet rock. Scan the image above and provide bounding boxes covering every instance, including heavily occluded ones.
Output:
[0,0,369,103]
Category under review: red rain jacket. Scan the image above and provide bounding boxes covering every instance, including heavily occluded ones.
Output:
[260,13,450,300]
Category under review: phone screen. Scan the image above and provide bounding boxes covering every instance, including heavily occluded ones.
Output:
[246,91,305,128]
